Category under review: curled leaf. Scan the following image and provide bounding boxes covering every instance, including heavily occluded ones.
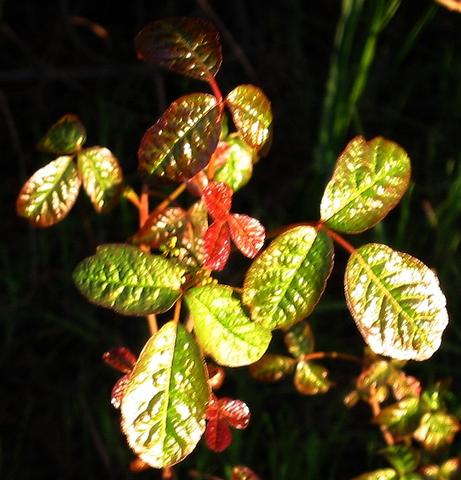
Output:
[249,354,297,382]
[38,114,86,154]
[102,346,137,374]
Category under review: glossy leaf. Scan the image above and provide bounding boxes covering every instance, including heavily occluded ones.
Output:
[228,214,265,258]
[204,409,232,452]
[77,146,123,213]
[185,285,271,367]
[73,244,186,315]
[138,93,222,180]
[134,17,222,81]
[352,469,398,480]
[294,361,332,395]
[231,466,261,480]
[38,114,86,154]
[345,243,449,360]
[284,321,315,358]
[249,354,297,382]
[320,136,411,233]
[243,226,334,329]
[102,347,137,374]
[111,374,131,409]
[414,412,460,452]
[226,85,272,151]
[16,156,81,227]
[202,181,232,220]
[374,397,422,436]
[121,322,209,468]
[204,220,231,271]
[219,398,250,430]
[381,445,419,475]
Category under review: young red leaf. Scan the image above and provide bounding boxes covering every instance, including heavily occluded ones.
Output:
[111,374,131,409]
[134,17,222,81]
[102,346,137,374]
[204,220,231,271]
[218,398,250,430]
[227,213,265,258]
[202,181,232,220]
[204,413,232,452]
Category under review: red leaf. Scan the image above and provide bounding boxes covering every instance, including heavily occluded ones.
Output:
[205,414,233,452]
[218,398,250,430]
[231,465,261,480]
[204,221,231,271]
[227,214,265,258]
[202,181,232,220]
[102,347,137,373]
[111,374,131,409]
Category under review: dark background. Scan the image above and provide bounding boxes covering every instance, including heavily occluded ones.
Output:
[2,1,461,479]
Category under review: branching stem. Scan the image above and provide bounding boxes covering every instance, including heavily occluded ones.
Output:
[302,351,362,364]
[144,183,187,226]
[320,224,357,255]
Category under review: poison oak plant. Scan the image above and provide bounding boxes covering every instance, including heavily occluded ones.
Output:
[16,16,457,479]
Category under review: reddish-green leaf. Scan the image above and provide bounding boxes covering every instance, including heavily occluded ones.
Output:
[226,85,272,151]
[249,354,297,382]
[204,220,231,271]
[16,156,81,227]
[231,466,261,480]
[294,361,332,395]
[77,146,123,213]
[138,93,222,180]
[38,114,86,154]
[219,398,250,429]
[134,17,222,81]
[102,347,137,374]
[111,374,130,409]
[202,181,232,220]
[228,214,265,258]
[345,243,449,360]
[375,397,422,437]
[284,321,315,358]
[389,371,421,401]
[320,136,411,233]
[414,412,460,452]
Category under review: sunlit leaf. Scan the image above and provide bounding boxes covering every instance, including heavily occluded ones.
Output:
[73,244,186,315]
[356,360,392,392]
[204,221,231,271]
[389,371,421,401]
[226,85,272,151]
[414,412,460,452]
[248,354,296,382]
[421,387,445,412]
[102,346,137,374]
[38,114,86,154]
[228,214,265,258]
[352,469,398,480]
[111,374,130,409]
[345,243,449,360]
[214,137,255,191]
[231,465,261,480]
[185,285,271,367]
[218,398,250,430]
[204,407,232,452]
[138,93,222,180]
[421,458,460,480]
[320,136,411,233]
[121,322,209,468]
[178,200,208,266]
[374,397,422,436]
[202,181,232,220]
[284,321,315,358]
[381,445,419,475]
[134,17,222,81]
[16,156,81,227]
[243,226,334,329]
[77,146,123,213]
[294,361,332,395]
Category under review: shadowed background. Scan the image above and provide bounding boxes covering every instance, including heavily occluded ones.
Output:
[2,1,461,478]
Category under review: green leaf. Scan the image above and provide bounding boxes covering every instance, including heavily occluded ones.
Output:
[374,397,422,437]
[284,321,315,358]
[243,226,334,329]
[294,361,332,395]
[381,445,419,475]
[121,321,209,468]
[414,412,460,452]
[214,137,255,191]
[185,285,271,367]
[38,114,86,154]
[320,136,411,233]
[134,17,222,81]
[73,244,186,315]
[357,360,392,392]
[77,147,123,213]
[16,156,81,227]
[138,93,222,181]
[248,354,297,382]
[345,243,448,360]
[352,469,398,480]
[226,85,272,151]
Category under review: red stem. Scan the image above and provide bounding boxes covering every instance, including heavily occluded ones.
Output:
[207,75,223,103]
[320,224,356,255]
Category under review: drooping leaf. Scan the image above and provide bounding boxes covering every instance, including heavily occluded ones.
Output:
[381,445,420,475]
[202,181,232,220]
[414,412,460,452]
[218,398,250,429]
[374,397,422,437]
[185,285,271,367]
[102,347,137,374]
[38,114,86,154]
[248,354,297,382]
[134,17,222,81]
[243,226,334,329]
[284,321,315,358]
[73,244,186,315]
[227,214,265,258]
[111,374,131,409]
[294,361,332,395]
[352,469,398,480]
[226,85,272,151]
[121,321,209,468]
[138,93,222,180]
[231,466,261,480]
[320,136,411,233]
[16,156,81,227]
[77,146,123,213]
[345,243,449,360]
[204,220,231,271]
